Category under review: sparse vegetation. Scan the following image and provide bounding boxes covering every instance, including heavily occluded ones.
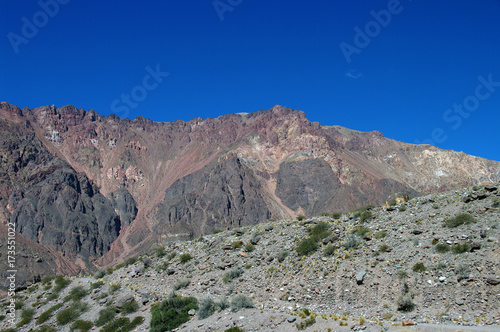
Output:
[343,236,359,249]
[16,308,35,327]
[120,299,139,315]
[451,242,471,254]
[179,253,192,263]
[277,250,289,262]
[64,286,89,302]
[198,297,228,319]
[435,243,450,253]
[150,295,198,332]
[95,306,118,327]
[331,212,342,219]
[173,278,191,290]
[323,244,337,256]
[296,238,319,256]
[230,294,254,312]
[231,241,244,249]
[244,243,255,252]
[101,316,144,332]
[296,214,306,221]
[151,246,167,257]
[359,211,373,222]
[351,226,371,237]
[307,222,332,242]
[37,303,63,324]
[412,262,426,273]
[443,213,475,228]
[94,269,106,279]
[397,295,415,312]
[70,319,93,332]
[223,267,243,283]
[56,301,88,325]
[90,280,105,290]
[374,230,388,239]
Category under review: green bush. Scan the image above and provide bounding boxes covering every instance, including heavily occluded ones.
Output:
[90,280,104,290]
[41,276,55,285]
[397,270,408,279]
[16,308,35,327]
[244,243,255,252]
[198,297,227,319]
[296,316,316,330]
[435,243,450,253]
[95,306,118,327]
[110,283,121,293]
[64,286,89,302]
[56,302,88,325]
[444,213,475,228]
[173,278,191,291]
[331,212,342,219]
[277,250,289,262]
[53,276,71,293]
[296,214,306,221]
[224,327,245,332]
[323,244,337,257]
[101,316,143,332]
[397,295,415,312]
[451,243,471,254]
[412,262,426,273]
[124,256,138,266]
[94,269,106,279]
[231,241,243,249]
[378,244,390,253]
[374,230,388,239]
[70,319,93,332]
[37,303,63,324]
[307,222,332,242]
[343,236,359,249]
[120,299,139,315]
[359,211,373,222]
[399,205,407,212]
[36,325,58,332]
[156,260,170,271]
[351,226,371,237]
[296,238,318,256]
[152,246,167,257]
[230,294,254,312]
[179,253,192,263]
[493,198,500,208]
[223,267,243,283]
[150,296,198,332]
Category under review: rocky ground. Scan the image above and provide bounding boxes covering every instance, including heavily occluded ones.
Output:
[1,183,500,332]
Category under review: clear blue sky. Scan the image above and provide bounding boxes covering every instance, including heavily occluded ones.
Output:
[1,0,500,161]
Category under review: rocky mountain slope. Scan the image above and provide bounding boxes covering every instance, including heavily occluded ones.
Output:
[3,183,499,331]
[1,101,500,283]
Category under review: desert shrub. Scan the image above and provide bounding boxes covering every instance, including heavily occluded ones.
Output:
[277,250,289,263]
[95,306,118,327]
[36,325,58,332]
[397,295,415,312]
[101,316,143,332]
[64,286,88,302]
[212,229,223,234]
[231,241,243,249]
[224,327,245,332]
[244,243,255,252]
[70,319,93,332]
[37,303,63,324]
[397,270,408,279]
[152,246,166,257]
[296,214,306,221]
[323,244,337,256]
[412,262,426,273]
[250,233,261,244]
[230,294,254,312]
[120,299,139,315]
[331,212,342,219]
[351,226,371,237]
[296,238,318,256]
[308,222,332,242]
[94,269,106,279]
[198,297,227,319]
[173,278,191,291]
[343,236,359,249]
[455,264,470,280]
[0,315,4,322]
[56,302,88,325]
[90,280,104,290]
[444,213,475,228]
[41,276,55,285]
[125,256,138,266]
[223,267,243,283]
[398,205,407,212]
[493,198,500,208]
[435,243,450,253]
[374,230,388,239]
[179,253,192,263]
[378,244,390,253]
[110,283,121,293]
[156,260,170,271]
[296,316,316,330]
[16,308,35,327]
[359,211,373,222]
[451,243,471,254]
[150,296,198,332]
[53,276,71,293]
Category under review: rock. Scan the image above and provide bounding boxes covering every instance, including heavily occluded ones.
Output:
[402,320,415,326]
[188,309,196,316]
[99,298,108,305]
[322,235,339,245]
[412,230,423,235]
[287,316,297,323]
[356,271,367,285]
[486,276,500,285]
[485,185,497,192]
[115,294,135,308]
[265,225,274,232]
[470,242,481,252]
[438,276,446,282]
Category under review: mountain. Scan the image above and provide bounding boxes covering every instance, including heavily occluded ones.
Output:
[0,102,499,283]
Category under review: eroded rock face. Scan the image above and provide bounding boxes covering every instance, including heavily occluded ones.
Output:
[1,101,500,279]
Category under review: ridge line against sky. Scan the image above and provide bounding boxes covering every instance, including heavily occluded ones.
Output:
[1,0,499,161]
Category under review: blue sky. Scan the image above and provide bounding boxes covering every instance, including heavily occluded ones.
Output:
[1,0,500,161]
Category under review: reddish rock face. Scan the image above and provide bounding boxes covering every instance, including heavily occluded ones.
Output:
[1,101,499,281]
